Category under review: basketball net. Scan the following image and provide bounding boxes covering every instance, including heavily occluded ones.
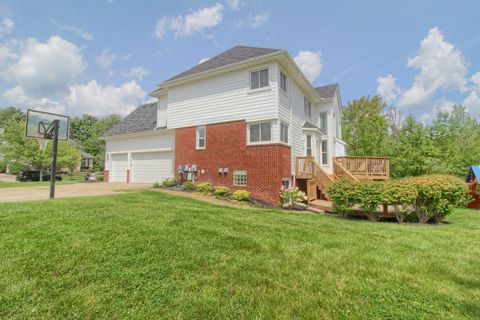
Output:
[37,136,48,153]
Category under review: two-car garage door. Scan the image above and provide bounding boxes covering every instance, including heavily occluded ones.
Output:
[110,151,174,183]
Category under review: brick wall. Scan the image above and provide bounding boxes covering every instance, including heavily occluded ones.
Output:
[103,170,109,182]
[175,120,291,204]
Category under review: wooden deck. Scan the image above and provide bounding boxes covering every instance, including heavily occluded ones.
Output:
[335,156,390,180]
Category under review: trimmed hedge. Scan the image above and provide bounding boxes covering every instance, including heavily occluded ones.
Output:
[327,174,469,223]
[196,182,213,195]
[214,186,230,198]
[232,190,251,201]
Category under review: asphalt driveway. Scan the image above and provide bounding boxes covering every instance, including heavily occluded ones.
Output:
[0,182,151,203]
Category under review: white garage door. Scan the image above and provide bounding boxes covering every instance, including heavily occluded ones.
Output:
[131,151,174,183]
[110,153,128,182]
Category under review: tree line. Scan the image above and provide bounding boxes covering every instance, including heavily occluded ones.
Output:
[342,96,480,178]
[0,107,120,174]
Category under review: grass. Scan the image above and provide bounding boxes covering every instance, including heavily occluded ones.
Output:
[0,191,479,319]
[0,173,85,188]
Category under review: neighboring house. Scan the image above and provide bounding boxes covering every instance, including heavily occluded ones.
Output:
[103,46,386,204]
[78,152,95,171]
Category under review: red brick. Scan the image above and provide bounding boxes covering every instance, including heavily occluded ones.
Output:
[103,170,109,182]
[175,120,291,205]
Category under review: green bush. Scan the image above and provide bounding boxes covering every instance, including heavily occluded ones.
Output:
[153,182,160,188]
[162,177,180,187]
[327,179,357,216]
[404,175,469,223]
[182,181,195,191]
[8,162,24,175]
[96,175,104,181]
[196,182,213,195]
[0,160,7,173]
[214,186,230,198]
[355,181,384,221]
[232,190,251,201]
[382,179,417,222]
[280,187,307,208]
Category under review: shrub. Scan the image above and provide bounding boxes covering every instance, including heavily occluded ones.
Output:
[355,181,384,221]
[96,175,104,181]
[162,177,180,187]
[153,182,160,188]
[196,182,213,195]
[280,187,307,208]
[7,162,24,175]
[327,179,357,216]
[405,175,469,223]
[232,190,251,201]
[382,179,417,223]
[182,181,195,191]
[0,160,6,173]
[214,186,230,198]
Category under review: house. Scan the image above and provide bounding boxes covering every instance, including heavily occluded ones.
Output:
[78,152,95,171]
[103,46,389,204]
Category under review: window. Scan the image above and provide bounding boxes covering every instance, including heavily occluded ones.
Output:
[282,178,291,189]
[249,122,271,143]
[250,68,269,90]
[306,134,312,156]
[320,112,328,132]
[196,126,205,149]
[304,97,312,117]
[280,71,287,93]
[233,170,247,186]
[321,140,328,165]
[280,123,289,143]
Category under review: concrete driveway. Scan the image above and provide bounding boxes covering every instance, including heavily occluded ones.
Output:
[0,182,151,203]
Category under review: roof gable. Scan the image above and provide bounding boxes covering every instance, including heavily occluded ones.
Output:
[315,84,338,99]
[166,45,281,82]
[104,102,157,137]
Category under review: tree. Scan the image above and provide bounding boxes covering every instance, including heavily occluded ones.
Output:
[0,107,24,128]
[342,95,390,156]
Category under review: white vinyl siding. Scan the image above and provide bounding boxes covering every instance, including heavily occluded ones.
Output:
[233,170,247,186]
[157,95,168,128]
[196,126,205,149]
[167,64,278,129]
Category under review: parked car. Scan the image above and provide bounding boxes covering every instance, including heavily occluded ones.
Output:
[16,170,62,182]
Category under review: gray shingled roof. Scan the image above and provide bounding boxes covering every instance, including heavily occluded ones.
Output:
[302,121,325,134]
[315,84,338,99]
[166,45,281,82]
[104,102,158,137]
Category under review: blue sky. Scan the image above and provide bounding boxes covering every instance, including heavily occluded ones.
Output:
[0,0,479,120]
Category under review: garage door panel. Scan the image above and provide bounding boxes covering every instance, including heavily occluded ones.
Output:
[131,152,173,183]
[110,153,128,182]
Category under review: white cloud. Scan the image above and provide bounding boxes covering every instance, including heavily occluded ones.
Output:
[293,51,322,83]
[471,72,480,86]
[0,17,14,37]
[155,3,224,40]
[3,85,65,114]
[377,74,400,104]
[4,36,86,97]
[398,27,468,107]
[50,19,93,41]
[95,49,130,69]
[463,91,480,118]
[122,66,150,80]
[418,98,456,122]
[64,80,146,116]
[198,57,210,64]
[226,0,242,10]
[249,11,270,29]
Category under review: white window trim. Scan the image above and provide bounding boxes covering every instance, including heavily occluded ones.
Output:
[247,120,273,145]
[282,178,291,189]
[321,139,328,166]
[280,122,289,145]
[248,66,271,93]
[304,97,312,118]
[280,70,288,95]
[196,125,206,150]
[233,170,248,186]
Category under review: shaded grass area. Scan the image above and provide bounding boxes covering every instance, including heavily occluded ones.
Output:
[0,173,85,188]
[0,191,479,319]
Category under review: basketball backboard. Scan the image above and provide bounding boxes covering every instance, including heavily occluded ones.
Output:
[25,109,70,140]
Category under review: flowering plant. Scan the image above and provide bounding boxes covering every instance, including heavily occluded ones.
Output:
[280,187,307,207]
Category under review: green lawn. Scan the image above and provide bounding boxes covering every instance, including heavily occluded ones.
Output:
[0,173,85,188]
[0,191,479,319]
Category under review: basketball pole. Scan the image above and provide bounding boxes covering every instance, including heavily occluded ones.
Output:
[49,120,59,200]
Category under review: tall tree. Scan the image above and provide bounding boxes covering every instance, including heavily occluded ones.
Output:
[342,95,390,156]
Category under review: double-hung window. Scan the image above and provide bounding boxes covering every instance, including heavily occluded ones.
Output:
[280,123,289,144]
[321,140,328,165]
[196,126,205,149]
[280,71,287,93]
[249,122,271,143]
[250,68,269,90]
[306,134,312,157]
[304,98,312,117]
[320,112,328,133]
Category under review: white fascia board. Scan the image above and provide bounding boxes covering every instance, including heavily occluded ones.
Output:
[100,128,174,141]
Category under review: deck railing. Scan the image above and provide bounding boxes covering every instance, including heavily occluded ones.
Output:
[334,156,390,180]
[296,157,334,200]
